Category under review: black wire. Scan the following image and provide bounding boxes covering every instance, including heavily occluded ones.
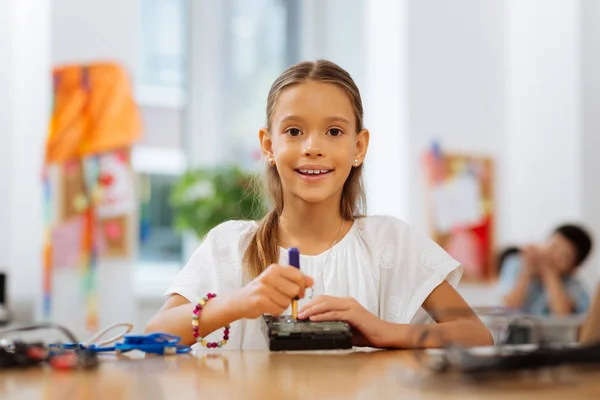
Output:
[0,322,80,344]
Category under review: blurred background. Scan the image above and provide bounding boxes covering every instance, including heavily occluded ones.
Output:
[1,0,599,336]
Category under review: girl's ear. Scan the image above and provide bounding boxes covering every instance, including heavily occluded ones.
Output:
[354,128,370,166]
[259,127,273,159]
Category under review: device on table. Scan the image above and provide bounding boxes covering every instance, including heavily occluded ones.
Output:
[263,315,353,351]
[0,273,10,326]
[425,284,600,374]
[270,247,352,350]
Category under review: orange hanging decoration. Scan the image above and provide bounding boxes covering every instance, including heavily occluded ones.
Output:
[43,62,142,332]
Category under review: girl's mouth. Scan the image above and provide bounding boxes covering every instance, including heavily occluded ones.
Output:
[295,169,333,176]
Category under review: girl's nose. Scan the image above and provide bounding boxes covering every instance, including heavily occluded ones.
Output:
[303,134,324,157]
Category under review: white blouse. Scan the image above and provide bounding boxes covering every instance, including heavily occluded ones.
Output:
[165,215,462,350]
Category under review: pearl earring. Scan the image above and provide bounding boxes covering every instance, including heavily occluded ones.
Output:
[354,159,359,167]
[268,157,275,166]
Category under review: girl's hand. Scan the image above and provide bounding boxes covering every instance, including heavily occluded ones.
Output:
[298,295,390,348]
[235,264,313,320]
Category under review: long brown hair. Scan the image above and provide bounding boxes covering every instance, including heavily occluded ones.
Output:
[242,60,367,280]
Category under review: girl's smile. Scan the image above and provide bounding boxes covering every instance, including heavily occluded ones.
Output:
[295,164,334,181]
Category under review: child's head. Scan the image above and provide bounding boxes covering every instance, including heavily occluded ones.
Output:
[497,246,521,273]
[258,59,369,215]
[244,60,369,279]
[544,224,593,275]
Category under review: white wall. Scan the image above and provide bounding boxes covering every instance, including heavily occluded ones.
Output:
[0,0,51,321]
[363,0,410,221]
[409,0,506,235]
[582,0,600,288]
[52,0,138,67]
[300,0,365,88]
[505,0,583,244]
[0,0,14,277]
[321,0,366,90]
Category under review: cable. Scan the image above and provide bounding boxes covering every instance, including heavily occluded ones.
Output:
[0,322,190,369]
[81,322,133,347]
[0,322,80,344]
[54,327,191,355]
[3,322,132,350]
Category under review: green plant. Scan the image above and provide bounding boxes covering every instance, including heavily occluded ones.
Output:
[170,165,266,240]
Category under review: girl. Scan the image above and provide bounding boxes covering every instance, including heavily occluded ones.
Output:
[146,60,493,349]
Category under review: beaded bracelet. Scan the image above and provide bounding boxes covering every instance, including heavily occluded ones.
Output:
[192,293,230,348]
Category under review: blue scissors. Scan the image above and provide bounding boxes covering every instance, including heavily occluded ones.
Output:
[113,333,191,355]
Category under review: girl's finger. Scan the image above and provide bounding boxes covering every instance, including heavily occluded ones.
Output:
[298,302,329,318]
[299,295,331,312]
[279,266,308,297]
[299,300,347,319]
[304,275,314,288]
[265,286,293,310]
[269,274,302,299]
[308,311,348,322]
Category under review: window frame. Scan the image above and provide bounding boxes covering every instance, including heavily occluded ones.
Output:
[133,0,310,297]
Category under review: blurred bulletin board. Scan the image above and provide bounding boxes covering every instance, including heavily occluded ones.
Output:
[423,143,496,283]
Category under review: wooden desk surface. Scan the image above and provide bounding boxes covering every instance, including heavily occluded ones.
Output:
[1,349,599,399]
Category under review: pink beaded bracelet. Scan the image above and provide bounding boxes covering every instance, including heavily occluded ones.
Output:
[192,293,230,348]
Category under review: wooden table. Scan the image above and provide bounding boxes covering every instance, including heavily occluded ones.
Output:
[1,349,599,399]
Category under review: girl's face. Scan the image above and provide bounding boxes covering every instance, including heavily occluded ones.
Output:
[260,81,369,206]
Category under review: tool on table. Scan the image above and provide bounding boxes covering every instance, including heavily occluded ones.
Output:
[289,247,300,321]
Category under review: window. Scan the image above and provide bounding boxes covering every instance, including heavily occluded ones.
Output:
[134,0,189,267]
[138,0,189,90]
[134,148,187,264]
[135,0,299,268]
[223,0,300,169]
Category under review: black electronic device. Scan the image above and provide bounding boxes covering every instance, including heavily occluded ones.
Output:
[0,273,9,326]
[262,315,353,351]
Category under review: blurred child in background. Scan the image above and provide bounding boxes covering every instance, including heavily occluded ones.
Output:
[499,224,593,316]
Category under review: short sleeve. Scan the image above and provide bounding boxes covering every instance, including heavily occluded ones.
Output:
[164,220,256,304]
[362,216,462,324]
[497,254,522,296]
[566,278,590,315]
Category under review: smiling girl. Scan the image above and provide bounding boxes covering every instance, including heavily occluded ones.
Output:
[146,60,493,349]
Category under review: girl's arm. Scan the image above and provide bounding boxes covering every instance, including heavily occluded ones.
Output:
[384,281,494,348]
[145,293,243,346]
[299,281,494,349]
[145,264,313,346]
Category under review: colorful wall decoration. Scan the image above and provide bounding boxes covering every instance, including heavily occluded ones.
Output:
[43,63,141,332]
[423,142,496,283]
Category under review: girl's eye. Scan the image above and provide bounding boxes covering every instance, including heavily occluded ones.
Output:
[285,128,302,137]
[327,128,343,137]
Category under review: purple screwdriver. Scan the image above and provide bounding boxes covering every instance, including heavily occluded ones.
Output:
[288,247,300,321]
